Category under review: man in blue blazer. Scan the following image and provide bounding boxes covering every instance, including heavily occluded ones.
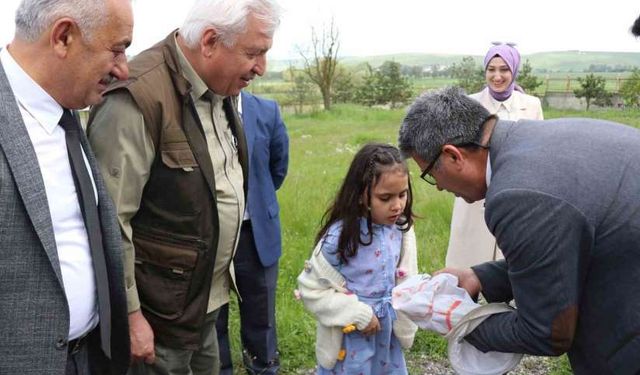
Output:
[399,87,640,374]
[216,91,289,374]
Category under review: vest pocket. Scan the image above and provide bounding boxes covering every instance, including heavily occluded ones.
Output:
[161,143,199,172]
[133,228,205,320]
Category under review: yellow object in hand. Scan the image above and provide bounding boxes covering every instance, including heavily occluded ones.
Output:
[337,349,346,361]
[342,324,356,333]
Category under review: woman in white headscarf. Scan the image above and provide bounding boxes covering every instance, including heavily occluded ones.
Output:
[445,43,543,269]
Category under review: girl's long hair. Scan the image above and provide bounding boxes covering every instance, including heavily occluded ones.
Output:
[315,143,414,264]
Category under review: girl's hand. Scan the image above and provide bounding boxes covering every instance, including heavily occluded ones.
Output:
[361,314,380,336]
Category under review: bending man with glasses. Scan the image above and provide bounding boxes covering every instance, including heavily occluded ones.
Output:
[398,86,640,374]
[445,43,544,271]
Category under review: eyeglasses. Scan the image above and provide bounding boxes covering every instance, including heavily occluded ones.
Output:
[420,151,441,185]
[419,142,490,186]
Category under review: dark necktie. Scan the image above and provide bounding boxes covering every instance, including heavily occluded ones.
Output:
[59,109,111,357]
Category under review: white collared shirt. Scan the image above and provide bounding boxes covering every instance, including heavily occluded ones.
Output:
[487,94,514,120]
[1,47,98,339]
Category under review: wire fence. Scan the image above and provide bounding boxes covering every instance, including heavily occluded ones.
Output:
[245,75,633,112]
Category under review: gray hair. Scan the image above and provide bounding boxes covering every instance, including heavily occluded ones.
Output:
[180,0,282,49]
[633,14,640,36]
[15,0,108,42]
[398,86,490,163]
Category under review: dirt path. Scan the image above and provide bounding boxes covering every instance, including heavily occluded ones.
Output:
[407,354,552,374]
[296,354,553,374]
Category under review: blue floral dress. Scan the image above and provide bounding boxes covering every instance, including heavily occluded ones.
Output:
[317,219,407,375]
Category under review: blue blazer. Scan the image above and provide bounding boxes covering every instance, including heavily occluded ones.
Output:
[241,91,289,267]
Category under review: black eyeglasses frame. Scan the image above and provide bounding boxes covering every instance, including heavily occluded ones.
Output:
[419,141,489,186]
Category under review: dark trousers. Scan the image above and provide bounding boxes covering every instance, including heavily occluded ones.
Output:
[128,310,221,375]
[66,327,110,375]
[66,341,91,375]
[216,221,279,374]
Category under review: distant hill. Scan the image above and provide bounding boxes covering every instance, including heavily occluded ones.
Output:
[267,51,640,73]
[526,51,640,72]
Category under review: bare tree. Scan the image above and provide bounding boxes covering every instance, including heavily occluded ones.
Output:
[299,18,340,110]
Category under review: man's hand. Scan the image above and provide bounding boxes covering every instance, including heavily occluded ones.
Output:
[360,314,380,336]
[128,310,155,364]
[434,267,482,298]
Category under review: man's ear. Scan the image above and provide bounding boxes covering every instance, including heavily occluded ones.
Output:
[200,27,219,57]
[442,144,463,160]
[440,145,469,171]
[50,18,77,58]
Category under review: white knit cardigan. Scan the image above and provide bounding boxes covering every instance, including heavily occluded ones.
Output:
[297,225,419,369]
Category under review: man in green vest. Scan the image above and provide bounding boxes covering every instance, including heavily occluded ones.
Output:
[87,1,281,374]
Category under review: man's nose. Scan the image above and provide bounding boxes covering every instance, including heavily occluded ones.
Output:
[111,59,129,81]
[252,55,266,77]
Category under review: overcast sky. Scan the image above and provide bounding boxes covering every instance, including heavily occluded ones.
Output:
[1,0,639,59]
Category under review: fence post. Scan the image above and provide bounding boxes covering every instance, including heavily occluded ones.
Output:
[545,75,550,93]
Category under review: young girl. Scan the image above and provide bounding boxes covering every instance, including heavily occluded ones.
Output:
[297,143,418,374]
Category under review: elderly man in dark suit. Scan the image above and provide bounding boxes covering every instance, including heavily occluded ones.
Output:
[0,0,132,374]
[398,87,640,374]
[216,91,289,375]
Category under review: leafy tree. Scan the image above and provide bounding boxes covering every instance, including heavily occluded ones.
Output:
[400,65,424,78]
[573,73,611,110]
[299,19,340,110]
[411,65,424,78]
[438,64,453,78]
[354,64,379,107]
[424,64,440,77]
[518,59,543,93]
[331,66,356,104]
[620,68,640,107]
[376,61,413,108]
[450,56,485,94]
[284,66,314,115]
[586,64,635,73]
[354,61,413,108]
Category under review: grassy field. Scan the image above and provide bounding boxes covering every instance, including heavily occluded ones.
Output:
[224,105,640,374]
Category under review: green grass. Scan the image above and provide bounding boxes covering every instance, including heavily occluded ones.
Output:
[224,105,640,373]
